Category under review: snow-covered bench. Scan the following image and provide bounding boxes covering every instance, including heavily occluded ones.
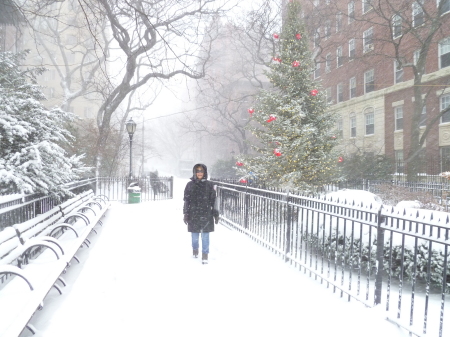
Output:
[0,190,110,336]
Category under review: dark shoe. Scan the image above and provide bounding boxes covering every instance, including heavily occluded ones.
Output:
[202,253,208,264]
[193,249,198,258]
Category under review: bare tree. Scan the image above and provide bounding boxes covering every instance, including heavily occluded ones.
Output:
[14,0,234,175]
[181,0,282,157]
[73,0,233,175]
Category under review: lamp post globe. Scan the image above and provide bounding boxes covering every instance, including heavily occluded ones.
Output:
[126,118,137,179]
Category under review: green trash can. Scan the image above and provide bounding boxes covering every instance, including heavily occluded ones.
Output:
[128,186,141,204]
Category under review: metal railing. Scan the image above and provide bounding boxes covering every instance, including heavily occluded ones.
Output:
[213,180,449,337]
[214,178,450,210]
[96,176,173,202]
[0,178,96,231]
[0,176,174,230]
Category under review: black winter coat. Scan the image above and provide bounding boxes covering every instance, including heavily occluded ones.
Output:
[183,164,218,233]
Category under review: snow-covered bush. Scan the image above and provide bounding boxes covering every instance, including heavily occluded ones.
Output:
[373,183,444,211]
[0,51,90,198]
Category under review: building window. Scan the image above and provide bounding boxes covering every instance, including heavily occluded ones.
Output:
[325,53,332,73]
[364,69,375,93]
[395,106,403,130]
[348,1,355,23]
[365,109,374,135]
[420,105,427,127]
[438,0,450,15]
[439,37,450,69]
[363,0,372,13]
[336,13,342,32]
[326,87,332,104]
[45,87,54,98]
[337,46,343,67]
[392,14,402,38]
[395,150,404,173]
[314,60,321,78]
[349,39,355,60]
[0,27,6,52]
[413,49,420,66]
[314,29,321,48]
[337,118,343,138]
[363,27,374,53]
[441,94,450,123]
[350,114,356,137]
[394,60,404,83]
[67,52,76,64]
[337,83,344,103]
[413,1,424,27]
[84,107,94,118]
[325,20,331,39]
[441,146,450,172]
[349,77,356,98]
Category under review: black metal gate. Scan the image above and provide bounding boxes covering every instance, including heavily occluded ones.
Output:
[95,176,173,202]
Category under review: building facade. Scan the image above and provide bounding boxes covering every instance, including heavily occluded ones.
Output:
[0,0,23,52]
[299,0,450,174]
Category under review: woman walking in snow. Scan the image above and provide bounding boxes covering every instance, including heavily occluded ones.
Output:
[183,163,219,264]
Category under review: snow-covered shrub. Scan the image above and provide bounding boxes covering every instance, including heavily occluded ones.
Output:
[374,184,444,211]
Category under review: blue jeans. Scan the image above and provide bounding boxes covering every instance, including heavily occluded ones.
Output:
[191,232,210,254]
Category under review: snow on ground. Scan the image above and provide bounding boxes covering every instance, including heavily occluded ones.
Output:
[21,179,409,337]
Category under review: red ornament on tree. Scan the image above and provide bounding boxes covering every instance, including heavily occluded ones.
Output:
[331,135,336,139]
[338,156,344,163]
[248,108,254,114]
[239,178,247,183]
[272,57,282,63]
[310,89,319,96]
[236,162,244,167]
[273,33,279,39]
[292,60,300,67]
[295,33,302,40]
[273,149,282,157]
[266,114,277,123]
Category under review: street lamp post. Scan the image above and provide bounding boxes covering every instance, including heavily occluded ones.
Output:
[126,118,137,179]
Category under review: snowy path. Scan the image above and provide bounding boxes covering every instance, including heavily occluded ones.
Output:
[23,179,408,337]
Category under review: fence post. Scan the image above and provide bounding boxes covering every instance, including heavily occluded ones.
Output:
[244,185,249,229]
[285,190,291,262]
[374,205,385,305]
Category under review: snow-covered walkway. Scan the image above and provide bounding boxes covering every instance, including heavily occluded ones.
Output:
[23,178,408,337]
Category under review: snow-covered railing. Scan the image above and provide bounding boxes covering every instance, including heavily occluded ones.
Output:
[0,178,96,231]
[213,181,449,337]
[0,190,110,337]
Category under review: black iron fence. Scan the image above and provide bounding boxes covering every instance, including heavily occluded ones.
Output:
[213,180,449,337]
[0,178,97,231]
[215,178,450,210]
[0,176,173,231]
[96,176,173,202]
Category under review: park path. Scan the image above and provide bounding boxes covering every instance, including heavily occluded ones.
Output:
[24,179,407,337]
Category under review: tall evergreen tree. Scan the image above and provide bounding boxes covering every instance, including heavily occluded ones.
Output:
[238,1,338,191]
[0,51,89,198]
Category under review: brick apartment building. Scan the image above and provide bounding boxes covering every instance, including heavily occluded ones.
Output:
[297,0,450,174]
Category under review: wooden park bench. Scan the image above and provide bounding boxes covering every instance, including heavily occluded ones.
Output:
[0,190,110,336]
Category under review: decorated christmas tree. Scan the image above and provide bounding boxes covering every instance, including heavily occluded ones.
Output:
[237,1,338,191]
